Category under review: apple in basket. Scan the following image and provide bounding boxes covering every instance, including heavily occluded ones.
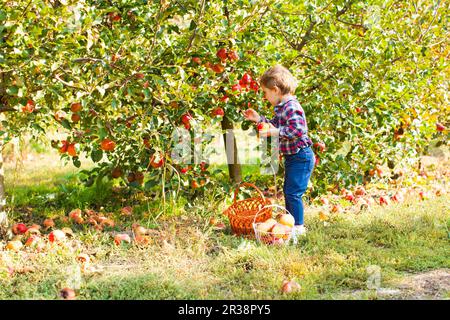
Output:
[271,223,291,240]
[255,218,277,233]
[270,237,285,245]
[278,214,295,228]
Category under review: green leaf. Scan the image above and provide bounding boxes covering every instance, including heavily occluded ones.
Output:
[189,20,197,31]
[144,178,160,190]
[31,123,45,133]
[60,119,72,130]
[91,149,103,162]
[6,86,18,95]
[334,141,352,159]
[98,126,108,140]
[73,157,81,168]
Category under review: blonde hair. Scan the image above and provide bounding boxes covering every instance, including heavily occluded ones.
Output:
[259,65,298,95]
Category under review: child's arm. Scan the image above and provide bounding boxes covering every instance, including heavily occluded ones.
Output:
[278,104,307,140]
[258,114,278,128]
[243,108,278,128]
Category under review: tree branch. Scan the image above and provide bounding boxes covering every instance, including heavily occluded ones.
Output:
[54,74,86,91]
[336,0,355,18]
[391,56,403,64]
[295,16,316,52]
[305,71,339,94]
[0,106,16,113]
[272,15,297,50]
[3,0,33,42]
[186,0,206,53]
[417,0,441,43]
[336,18,368,30]
[72,57,105,64]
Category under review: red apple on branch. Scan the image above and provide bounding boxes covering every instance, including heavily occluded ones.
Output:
[241,73,252,85]
[70,102,82,112]
[211,107,224,117]
[101,138,116,151]
[436,122,446,132]
[192,57,201,65]
[313,142,326,152]
[227,50,239,61]
[22,99,35,113]
[216,48,227,62]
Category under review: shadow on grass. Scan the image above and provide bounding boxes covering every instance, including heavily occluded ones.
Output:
[6,169,117,219]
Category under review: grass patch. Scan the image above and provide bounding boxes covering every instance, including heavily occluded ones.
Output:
[1,153,449,300]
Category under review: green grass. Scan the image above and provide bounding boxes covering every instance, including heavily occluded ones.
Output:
[1,154,449,300]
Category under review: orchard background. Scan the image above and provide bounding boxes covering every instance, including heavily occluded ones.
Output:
[0,0,449,300]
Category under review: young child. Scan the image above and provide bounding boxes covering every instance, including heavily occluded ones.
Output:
[244,65,315,241]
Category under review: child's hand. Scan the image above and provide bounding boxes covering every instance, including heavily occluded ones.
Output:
[243,108,261,123]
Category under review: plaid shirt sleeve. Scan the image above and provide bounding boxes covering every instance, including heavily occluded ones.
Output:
[279,102,307,140]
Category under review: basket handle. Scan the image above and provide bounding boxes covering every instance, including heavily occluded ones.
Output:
[233,182,266,204]
[252,204,293,225]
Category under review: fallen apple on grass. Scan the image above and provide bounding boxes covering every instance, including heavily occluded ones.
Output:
[12,223,28,235]
[331,204,343,213]
[344,193,355,202]
[69,208,82,220]
[379,196,390,206]
[121,206,133,216]
[132,224,148,236]
[281,279,301,294]
[43,218,55,229]
[25,235,43,248]
[6,240,23,252]
[25,225,41,236]
[48,230,66,243]
[60,288,76,300]
[76,253,90,264]
[354,186,366,196]
[114,233,131,245]
[391,192,404,203]
[99,217,115,228]
[134,234,152,246]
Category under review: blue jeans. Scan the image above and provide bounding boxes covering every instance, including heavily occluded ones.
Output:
[283,146,315,226]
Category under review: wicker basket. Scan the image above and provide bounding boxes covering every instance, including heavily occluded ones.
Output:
[252,204,294,245]
[223,182,273,237]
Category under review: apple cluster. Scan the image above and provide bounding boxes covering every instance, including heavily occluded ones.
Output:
[254,213,295,245]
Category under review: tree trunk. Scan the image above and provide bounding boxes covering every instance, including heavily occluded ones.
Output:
[221,116,242,183]
[0,146,8,239]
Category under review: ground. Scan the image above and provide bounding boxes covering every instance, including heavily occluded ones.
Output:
[0,143,449,300]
